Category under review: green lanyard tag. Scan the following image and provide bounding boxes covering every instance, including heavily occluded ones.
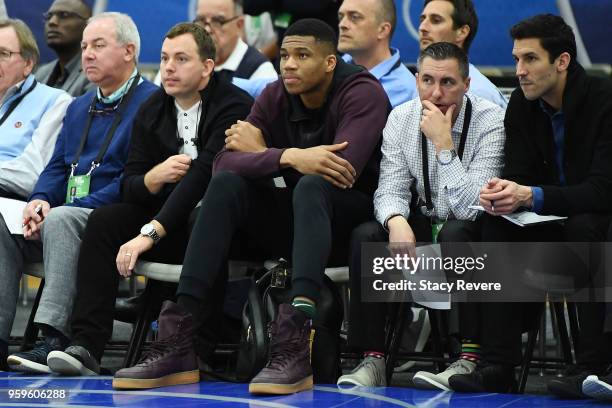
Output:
[431,222,445,244]
[66,174,91,204]
[274,12,292,29]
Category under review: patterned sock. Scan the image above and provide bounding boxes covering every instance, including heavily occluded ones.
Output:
[364,351,385,359]
[292,298,316,319]
[460,340,482,362]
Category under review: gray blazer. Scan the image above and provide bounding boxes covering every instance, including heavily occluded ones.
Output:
[35,54,93,97]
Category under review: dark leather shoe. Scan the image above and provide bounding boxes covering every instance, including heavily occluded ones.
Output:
[112,301,199,389]
[47,346,100,376]
[449,363,516,393]
[114,295,144,323]
[548,364,608,399]
[249,304,313,395]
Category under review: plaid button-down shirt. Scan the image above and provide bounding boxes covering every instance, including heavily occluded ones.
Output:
[374,93,506,225]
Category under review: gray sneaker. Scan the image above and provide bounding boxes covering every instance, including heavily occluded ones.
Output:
[47,346,100,376]
[413,359,476,391]
[337,356,386,387]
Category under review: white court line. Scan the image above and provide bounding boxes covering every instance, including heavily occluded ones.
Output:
[315,386,416,407]
[0,404,106,408]
[0,389,298,408]
[2,376,418,407]
[0,376,114,380]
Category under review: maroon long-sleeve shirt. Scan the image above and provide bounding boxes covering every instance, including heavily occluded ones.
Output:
[213,59,390,194]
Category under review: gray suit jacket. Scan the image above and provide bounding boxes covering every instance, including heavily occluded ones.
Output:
[35,54,92,97]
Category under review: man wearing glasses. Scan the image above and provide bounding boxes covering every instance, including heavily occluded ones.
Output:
[35,0,92,97]
[1,12,157,374]
[154,0,277,88]
[0,19,71,201]
[194,0,276,80]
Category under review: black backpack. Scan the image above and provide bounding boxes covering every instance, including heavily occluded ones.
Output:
[235,260,344,383]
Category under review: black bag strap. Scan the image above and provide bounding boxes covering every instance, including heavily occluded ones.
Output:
[71,74,141,171]
[421,97,472,216]
[0,80,37,127]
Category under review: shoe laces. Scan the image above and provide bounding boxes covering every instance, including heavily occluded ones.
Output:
[447,359,474,374]
[354,357,385,383]
[266,323,306,370]
[22,341,54,362]
[138,337,178,364]
[138,324,191,365]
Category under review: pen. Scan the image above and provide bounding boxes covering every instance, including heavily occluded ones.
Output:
[22,204,43,228]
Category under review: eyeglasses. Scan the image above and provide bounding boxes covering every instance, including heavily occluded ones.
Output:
[0,49,21,62]
[89,97,123,116]
[193,15,241,30]
[43,11,87,22]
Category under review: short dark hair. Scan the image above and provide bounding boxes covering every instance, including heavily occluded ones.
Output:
[424,0,478,54]
[284,18,337,55]
[379,0,397,38]
[510,14,577,64]
[417,41,469,79]
[165,22,215,61]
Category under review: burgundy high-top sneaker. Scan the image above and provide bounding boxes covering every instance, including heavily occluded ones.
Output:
[249,303,313,395]
[113,301,199,389]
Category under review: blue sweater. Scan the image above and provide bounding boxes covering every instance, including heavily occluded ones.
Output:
[29,80,158,208]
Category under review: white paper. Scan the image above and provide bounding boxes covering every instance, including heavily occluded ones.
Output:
[402,244,451,310]
[0,197,26,235]
[469,205,566,228]
[501,211,567,227]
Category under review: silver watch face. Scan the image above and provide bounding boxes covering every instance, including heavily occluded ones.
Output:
[438,149,453,164]
[140,223,154,235]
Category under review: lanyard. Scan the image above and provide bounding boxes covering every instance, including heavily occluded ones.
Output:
[420,97,472,218]
[70,74,140,176]
[381,58,402,78]
[0,80,37,127]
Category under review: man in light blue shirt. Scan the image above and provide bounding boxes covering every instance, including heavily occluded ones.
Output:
[234,0,417,108]
[419,0,507,108]
[0,18,71,200]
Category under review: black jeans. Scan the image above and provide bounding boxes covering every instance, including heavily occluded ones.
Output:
[347,214,482,352]
[176,172,373,325]
[70,203,197,361]
[480,212,612,366]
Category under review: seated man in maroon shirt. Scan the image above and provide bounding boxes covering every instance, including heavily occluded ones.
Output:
[113,18,390,394]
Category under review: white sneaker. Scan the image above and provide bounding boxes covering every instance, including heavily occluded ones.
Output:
[337,356,387,387]
[583,374,612,401]
[413,359,476,391]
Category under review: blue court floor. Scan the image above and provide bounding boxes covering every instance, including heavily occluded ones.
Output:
[1,373,612,408]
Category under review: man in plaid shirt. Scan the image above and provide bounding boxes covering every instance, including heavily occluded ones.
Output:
[339,41,505,388]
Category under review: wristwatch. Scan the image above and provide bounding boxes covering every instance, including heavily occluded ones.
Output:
[436,149,457,165]
[140,223,161,244]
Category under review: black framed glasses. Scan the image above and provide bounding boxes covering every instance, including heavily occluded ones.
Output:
[193,14,241,30]
[89,95,125,116]
[43,11,87,22]
[0,49,21,62]
[89,103,120,116]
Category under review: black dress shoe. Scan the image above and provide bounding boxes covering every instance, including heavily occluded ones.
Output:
[548,364,608,399]
[449,363,516,393]
[114,295,144,323]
